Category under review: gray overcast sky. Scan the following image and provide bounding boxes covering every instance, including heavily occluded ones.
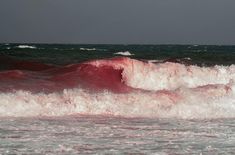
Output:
[0,0,235,44]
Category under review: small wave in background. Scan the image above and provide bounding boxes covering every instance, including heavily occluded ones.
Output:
[114,51,134,56]
[17,45,37,49]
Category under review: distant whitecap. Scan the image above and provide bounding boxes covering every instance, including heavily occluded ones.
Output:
[114,51,134,56]
[17,45,37,49]
[80,48,96,51]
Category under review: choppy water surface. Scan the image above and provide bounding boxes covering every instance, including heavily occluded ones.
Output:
[0,116,234,154]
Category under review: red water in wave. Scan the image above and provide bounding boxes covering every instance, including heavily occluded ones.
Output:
[0,56,234,118]
[0,57,132,93]
[51,63,132,93]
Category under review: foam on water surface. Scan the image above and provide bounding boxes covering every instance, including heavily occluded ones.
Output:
[1,116,234,154]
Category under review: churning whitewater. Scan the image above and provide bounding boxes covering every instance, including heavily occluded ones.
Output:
[0,57,235,119]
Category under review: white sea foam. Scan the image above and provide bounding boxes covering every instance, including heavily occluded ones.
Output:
[114,51,134,56]
[125,63,235,91]
[17,45,37,49]
[0,84,234,119]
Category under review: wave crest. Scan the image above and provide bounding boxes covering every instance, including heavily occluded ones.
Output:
[87,57,235,91]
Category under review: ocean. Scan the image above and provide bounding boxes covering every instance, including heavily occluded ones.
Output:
[0,44,235,154]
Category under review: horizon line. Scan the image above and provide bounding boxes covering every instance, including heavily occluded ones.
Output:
[1,42,235,46]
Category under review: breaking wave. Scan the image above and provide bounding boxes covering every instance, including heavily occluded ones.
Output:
[0,57,234,119]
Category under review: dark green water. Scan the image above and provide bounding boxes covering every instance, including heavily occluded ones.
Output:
[1,44,235,66]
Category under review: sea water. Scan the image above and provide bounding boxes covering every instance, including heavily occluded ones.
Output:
[0,116,234,154]
[0,44,235,154]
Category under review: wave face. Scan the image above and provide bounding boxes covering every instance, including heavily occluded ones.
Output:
[0,57,235,119]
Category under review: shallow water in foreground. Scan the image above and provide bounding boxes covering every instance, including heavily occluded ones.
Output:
[0,116,234,154]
